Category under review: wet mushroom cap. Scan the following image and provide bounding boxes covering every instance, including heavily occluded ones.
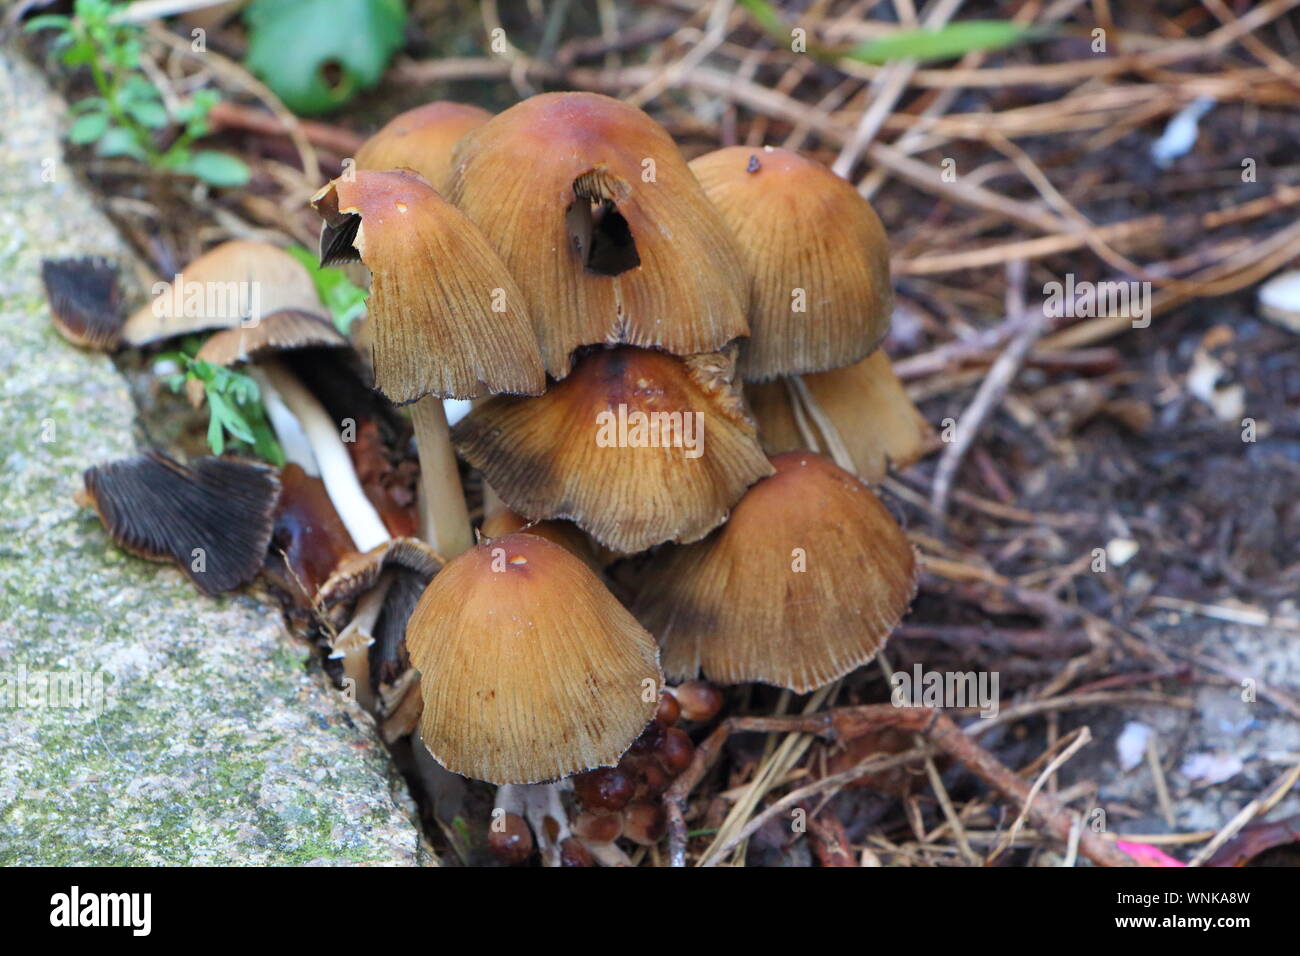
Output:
[479,507,602,573]
[633,451,918,693]
[445,91,750,378]
[747,349,933,481]
[454,346,773,553]
[311,168,545,403]
[121,240,324,346]
[689,146,893,381]
[40,256,125,351]
[316,536,442,631]
[355,100,491,193]
[81,452,279,596]
[406,532,662,784]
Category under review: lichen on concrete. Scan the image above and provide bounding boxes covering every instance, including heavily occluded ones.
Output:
[0,45,428,865]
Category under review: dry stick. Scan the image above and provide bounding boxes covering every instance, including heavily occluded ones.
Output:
[1187,761,1300,867]
[670,706,1134,867]
[930,260,1043,521]
[993,726,1091,862]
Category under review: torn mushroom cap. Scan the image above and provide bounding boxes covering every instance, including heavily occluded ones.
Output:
[454,346,774,554]
[633,451,918,694]
[747,349,933,482]
[121,240,325,346]
[81,452,279,597]
[355,100,491,193]
[445,91,749,379]
[40,256,125,351]
[185,309,348,407]
[406,532,662,784]
[311,169,544,403]
[480,507,602,574]
[689,146,893,381]
[316,536,442,632]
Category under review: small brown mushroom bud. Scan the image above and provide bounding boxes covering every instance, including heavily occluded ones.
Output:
[572,767,636,813]
[572,810,624,845]
[654,690,681,727]
[655,726,695,776]
[622,801,668,846]
[671,681,724,722]
[487,812,533,866]
[559,837,595,867]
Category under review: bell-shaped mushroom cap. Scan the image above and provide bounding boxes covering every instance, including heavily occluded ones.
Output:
[355,100,491,193]
[311,169,545,403]
[748,350,933,481]
[480,507,602,573]
[81,453,279,596]
[184,309,348,407]
[40,256,125,351]
[122,240,325,346]
[633,451,917,693]
[689,146,893,381]
[454,346,773,553]
[445,91,749,378]
[407,532,662,784]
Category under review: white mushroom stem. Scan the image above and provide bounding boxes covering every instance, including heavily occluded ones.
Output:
[329,571,393,712]
[497,782,573,868]
[252,359,390,552]
[410,395,474,559]
[580,837,633,867]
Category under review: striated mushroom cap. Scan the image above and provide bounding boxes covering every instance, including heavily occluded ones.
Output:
[40,256,125,351]
[122,240,324,346]
[690,146,893,381]
[355,100,491,193]
[454,346,773,553]
[748,349,933,481]
[407,532,662,784]
[633,451,917,693]
[311,168,545,403]
[445,92,749,378]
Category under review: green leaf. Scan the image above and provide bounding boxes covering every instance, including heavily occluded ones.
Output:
[23,14,72,33]
[286,245,368,333]
[97,127,148,160]
[244,0,406,115]
[68,110,109,144]
[847,21,1038,64]
[125,97,169,129]
[178,150,252,187]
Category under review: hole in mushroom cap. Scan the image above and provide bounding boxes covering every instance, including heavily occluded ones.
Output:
[566,168,641,277]
[319,213,362,266]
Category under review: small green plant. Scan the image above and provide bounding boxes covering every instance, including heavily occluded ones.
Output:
[286,245,368,334]
[26,0,250,187]
[158,339,284,464]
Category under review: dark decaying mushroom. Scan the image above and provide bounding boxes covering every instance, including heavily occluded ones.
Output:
[454,345,773,554]
[406,532,662,784]
[633,451,918,694]
[264,463,357,607]
[80,452,279,596]
[445,91,750,379]
[40,256,126,351]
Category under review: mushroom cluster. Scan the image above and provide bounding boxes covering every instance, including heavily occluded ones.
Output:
[58,91,932,865]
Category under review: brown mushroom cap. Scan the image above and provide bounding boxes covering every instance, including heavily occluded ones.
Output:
[184,309,348,407]
[265,462,358,606]
[121,240,324,346]
[748,349,933,481]
[689,146,893,381]
[40,256,125,351]
[81,452,279,596]
[454,346,773,553]
[406,532,662,784]
[633,451,917,693]
[355,101,491,193]
[311,169,544,403]
[445,92,749,378]
[479,507,602,573]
